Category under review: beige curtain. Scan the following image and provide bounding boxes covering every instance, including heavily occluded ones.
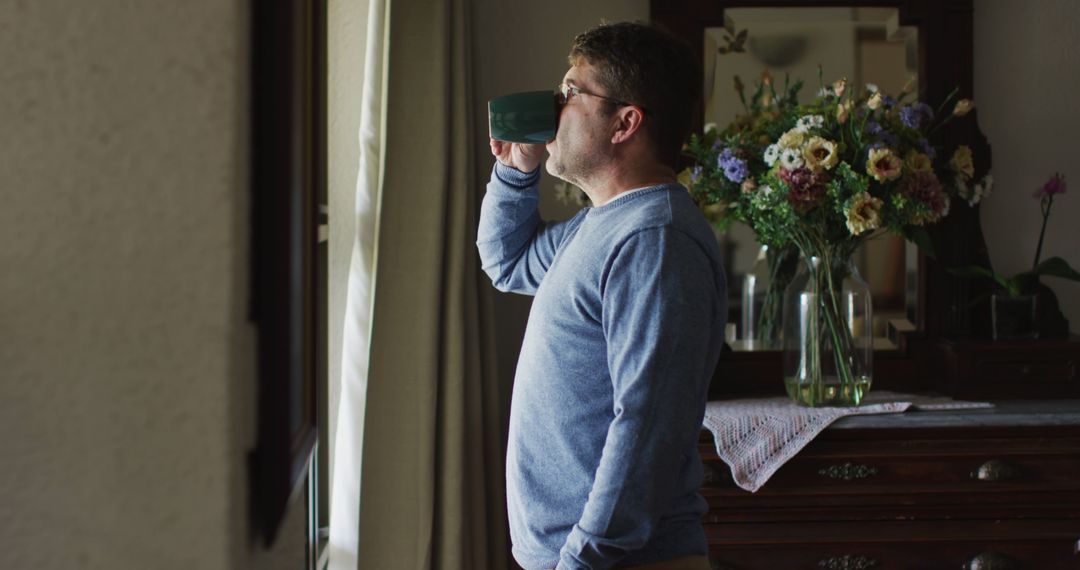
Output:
[329,0,389,567]
[349,0,510,568]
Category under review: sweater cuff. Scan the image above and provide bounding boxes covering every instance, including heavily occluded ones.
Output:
[495,161,541,189]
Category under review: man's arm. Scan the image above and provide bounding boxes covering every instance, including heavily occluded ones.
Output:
[476,139,581,295]
[557,227,722,570]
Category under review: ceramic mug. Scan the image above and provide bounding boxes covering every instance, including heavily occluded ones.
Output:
[488,90,558,144]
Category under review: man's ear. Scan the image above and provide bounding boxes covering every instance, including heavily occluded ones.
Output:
[610,106,645,145]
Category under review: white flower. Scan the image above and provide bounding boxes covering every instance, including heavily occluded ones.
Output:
[780,148,804,170]
[817,87,833,98]
[969,174,994,206]
[755,185,774,209]
[763,144,781,166]
[955,173,970,200]
[795,114,825,133]
[865,83,879,93]
[704,122,718,134]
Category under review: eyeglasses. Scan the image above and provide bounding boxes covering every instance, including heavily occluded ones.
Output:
[555,83,649,114]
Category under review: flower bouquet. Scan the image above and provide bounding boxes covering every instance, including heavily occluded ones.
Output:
[685,70,985,406]
[950,173,1080,339]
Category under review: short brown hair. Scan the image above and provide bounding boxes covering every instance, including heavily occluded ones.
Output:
[569,22,701,168]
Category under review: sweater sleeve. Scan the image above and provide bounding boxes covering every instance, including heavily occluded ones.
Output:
[557,227,720,570]
[476,162,584,295]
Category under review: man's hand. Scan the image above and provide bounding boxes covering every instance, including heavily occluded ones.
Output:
[490,137,545,174]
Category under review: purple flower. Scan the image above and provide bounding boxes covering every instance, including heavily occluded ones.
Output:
[717,148,737,166]
[918,138,937,160]
[879,132,900,147]
[723,159,749,183]
[900,106,921,129]
[882,95,897,108]
[866,121,882,135]
[1034,172,1066,198]
[914,102,934,121]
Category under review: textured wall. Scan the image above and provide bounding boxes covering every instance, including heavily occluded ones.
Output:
[0,1,303,568]
[975,0,1080,332]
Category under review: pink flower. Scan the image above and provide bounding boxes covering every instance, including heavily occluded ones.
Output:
[1034,172,1066,198]
[780,167,829,212]
[900,171,948,224]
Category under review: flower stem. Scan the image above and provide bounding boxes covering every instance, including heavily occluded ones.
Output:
[1032,195,1052,271]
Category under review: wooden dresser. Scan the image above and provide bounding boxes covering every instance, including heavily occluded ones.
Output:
[697,401,1080,569]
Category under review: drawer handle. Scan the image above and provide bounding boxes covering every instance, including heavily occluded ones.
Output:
[965,551,1017,570]
[816,554,878,569]
[702,462,727,486]
[818,462,879,481]
[970,459,1021,482]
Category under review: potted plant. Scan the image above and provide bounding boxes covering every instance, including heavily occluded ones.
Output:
[950,173,1080,340]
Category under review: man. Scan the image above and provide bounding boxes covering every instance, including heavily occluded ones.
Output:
[477,22,727,570]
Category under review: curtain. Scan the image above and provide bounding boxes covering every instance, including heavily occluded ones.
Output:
[328,0,388,567]
[331,0,510,568]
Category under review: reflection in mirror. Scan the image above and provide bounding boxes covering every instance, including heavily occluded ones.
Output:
[703,7,920,351]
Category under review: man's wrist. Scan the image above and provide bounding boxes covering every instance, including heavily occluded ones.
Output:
[494,161,540,188]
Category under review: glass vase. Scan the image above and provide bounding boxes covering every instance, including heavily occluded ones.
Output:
[782,252,874,407]
[741,245,799,350]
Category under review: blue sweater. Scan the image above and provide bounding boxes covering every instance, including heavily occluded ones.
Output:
[477,163,728,570]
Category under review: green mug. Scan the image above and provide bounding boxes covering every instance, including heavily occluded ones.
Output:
[488,90,558,144]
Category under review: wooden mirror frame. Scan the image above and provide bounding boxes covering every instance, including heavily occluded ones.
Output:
[652,0,995,397]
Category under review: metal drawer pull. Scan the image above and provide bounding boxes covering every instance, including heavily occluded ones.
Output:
[818,462,878,481]
[817,554,878,569]
[965,551,1017,569]
[702,462,726,485]
[970,459,1021,482]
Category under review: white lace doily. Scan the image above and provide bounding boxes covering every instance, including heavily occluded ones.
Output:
[701,391,993,492]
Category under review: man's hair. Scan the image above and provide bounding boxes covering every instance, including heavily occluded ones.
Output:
[569,21,702,169]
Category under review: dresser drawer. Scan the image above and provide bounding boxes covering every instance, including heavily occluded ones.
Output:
[698,430,1080,516]
[705,519,1080,570]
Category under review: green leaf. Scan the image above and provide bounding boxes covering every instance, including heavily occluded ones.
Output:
[1032,256,1080,282]
[905,226,936,259]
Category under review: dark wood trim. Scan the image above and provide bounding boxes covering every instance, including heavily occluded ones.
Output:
[249,0,325,547]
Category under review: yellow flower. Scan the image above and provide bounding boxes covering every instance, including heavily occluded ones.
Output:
[836,100,854,124]
[905,151,933,173]
[951,145,975,179]
[677,168,693,188]
[866,147,903,182]
[867,92,883,110]
[802,136,839,172]
[777,129,805,149]
[832,77,847,98]
[741,179,757,194]
[701,201,728,224]
[846,192,885,236]
[953,99,974,117]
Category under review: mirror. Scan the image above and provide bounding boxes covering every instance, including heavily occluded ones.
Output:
[703,7,920,350]
[652,0,996,396]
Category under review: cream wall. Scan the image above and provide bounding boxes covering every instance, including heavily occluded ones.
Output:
[975,0,1080,332]
[0,1,303,568]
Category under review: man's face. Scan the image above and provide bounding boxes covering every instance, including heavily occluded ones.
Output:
[545,61,616,187]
